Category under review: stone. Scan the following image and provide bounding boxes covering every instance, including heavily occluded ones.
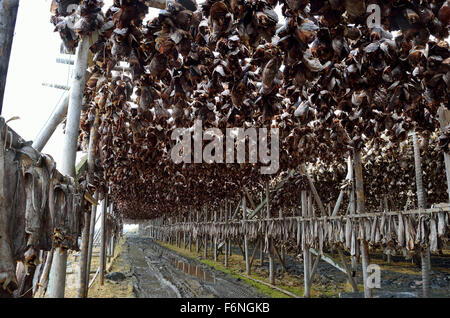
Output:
[105,272,126,282]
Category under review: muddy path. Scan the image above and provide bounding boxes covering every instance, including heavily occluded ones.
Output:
[122,236,266,298]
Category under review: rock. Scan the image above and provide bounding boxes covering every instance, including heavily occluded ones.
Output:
[105,272,126,282]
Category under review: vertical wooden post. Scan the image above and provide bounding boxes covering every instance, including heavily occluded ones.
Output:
[412,131,430,298]
[354,149,372,298]
[266,182,275,285]
[0,0,20,114]
[47,34,91,298]
[228,202,232,257]
[183,217,186,249]
[99,195,108,286]
[302,190,311,297]
[203,208,208,259]
[243,195,250,275]
[35,248,54,297]
[189,214,192,252]
[224,203,229,267]
[438,107,450,202]
[77,206,91,298]
[279,209,285,273]
[196,211,200,253]
[214,209,217,262]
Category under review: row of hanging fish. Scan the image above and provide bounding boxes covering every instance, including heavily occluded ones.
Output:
[156,210,450,256]
[0,119,85,294]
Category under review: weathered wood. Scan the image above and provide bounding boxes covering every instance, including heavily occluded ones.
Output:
[309,254,321,282]
[35,249,54,298]
[241,274,301,298]
[42,82,70,91]
[337,248,358,292]
[273,244,287,272]
[412,131,430,298]
[99,195,108,286]
[302,164,328,216]
[203,209,208,259]
[309,248,346,274]
[88,267,100,288]
[248,170,295,219]
[77,208,90,298]
[354,149,371,298]
[0,0,20,114]
[438,107,450,202]
[266,182,275,285]
[32,93,69,152]
[332,156,352,216]
[48,34,91,298]
[302,190,311,297]
[224,204,229,267]
[249,239,260,270]
[243,196,250,274]
[214,210,217,261]
[360,241,372,298]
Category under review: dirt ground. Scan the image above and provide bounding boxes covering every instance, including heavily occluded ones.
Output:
[64,238,134,298]
[62,233,449,298]
[124,235,266,298]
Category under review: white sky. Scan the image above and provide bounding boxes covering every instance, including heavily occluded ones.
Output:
[2,0,158,224]
[3,0,72,166]
[2,1,159,167]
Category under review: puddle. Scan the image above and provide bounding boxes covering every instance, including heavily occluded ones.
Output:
[169,257,216,284]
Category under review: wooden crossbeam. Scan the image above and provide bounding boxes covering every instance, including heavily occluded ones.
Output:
[309,248,346,274]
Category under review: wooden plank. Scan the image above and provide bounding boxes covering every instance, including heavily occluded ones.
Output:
[302,164,328,216]
[273,244,287,272]
[309,254,321,282]
[309,248,346,274]
[241,275,301,298]
[249,239,261,270]
[337,248,358,292]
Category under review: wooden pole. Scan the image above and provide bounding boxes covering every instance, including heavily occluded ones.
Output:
[203,208,208,259]
[32,93,69,152]
[34,248,54,297]
[438,107,450,202]
[337,248,358,292]
[302,190,311,297]
[249,239,260,270]
[77,207,90,298]
[224,203,229,267]
[243,195,250,275]
[266,182,275,285]
[228,202,232,257]
[354,149,372,298]
[196,211,200,253]
[0,0,20,114]
[99,195,108,286]
[412,131,430,298]
[214,210,217,261]
[47,34,91,298]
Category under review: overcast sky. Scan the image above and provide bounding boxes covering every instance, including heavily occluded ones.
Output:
[2,0,161,167]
